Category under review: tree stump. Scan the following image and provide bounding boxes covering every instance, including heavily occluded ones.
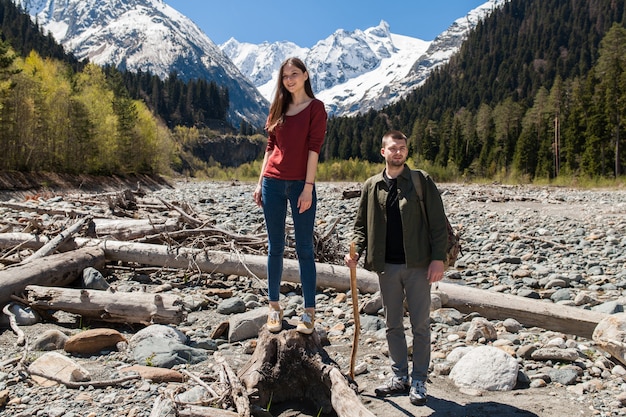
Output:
[238,324,375,417]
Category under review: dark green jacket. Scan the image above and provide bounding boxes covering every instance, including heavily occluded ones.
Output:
[352,165,448,273]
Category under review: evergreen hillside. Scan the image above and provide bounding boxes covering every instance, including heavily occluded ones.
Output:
[0,0,232,131]
[324,0,626,180]
[0,0,237,176]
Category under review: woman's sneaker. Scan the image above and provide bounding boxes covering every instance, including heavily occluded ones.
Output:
[374,376,409,397]
[409,380,427,405]
[296,311,315,334]
[266,307,283,332]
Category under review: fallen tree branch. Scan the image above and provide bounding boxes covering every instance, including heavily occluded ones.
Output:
[136,227,267,247]
[25,285,185,325]
[2,303,25,346]
[0,356,22,369]
[180,369,220,400]
[21,216,92,263]
[437,281,608,339]
[0,246,106,305]
[217,356,251,417]
[73,238,381,294]
[157,197,203,227]
[28,369,141,388]
[0,201,91,218]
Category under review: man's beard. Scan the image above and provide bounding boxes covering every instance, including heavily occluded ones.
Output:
[388,158,405,167]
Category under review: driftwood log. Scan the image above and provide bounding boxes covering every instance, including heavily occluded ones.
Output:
[0,236,379,293]
[24,285,185,325]
[238,326,375,417]
[0,232,52,250]
[0,235,610,339]
[0,201,92,218]
[0,246,105,305]
[21,216,92,263]
[436,281,608,339]
[177,407,240,417]
[92,218,179,240]
[71,238,381,294]
[82,239,608,339]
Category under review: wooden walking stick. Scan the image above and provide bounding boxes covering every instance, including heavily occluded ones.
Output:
[349,242,361,380]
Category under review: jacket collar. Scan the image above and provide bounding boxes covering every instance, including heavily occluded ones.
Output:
[376,164,411,183]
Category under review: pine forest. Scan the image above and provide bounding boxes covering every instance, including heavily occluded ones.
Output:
[324,0,626,181]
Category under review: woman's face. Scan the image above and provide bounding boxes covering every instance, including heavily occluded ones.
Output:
[282,63,308,95]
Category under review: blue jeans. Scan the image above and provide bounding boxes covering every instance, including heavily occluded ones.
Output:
[261,177,317,308]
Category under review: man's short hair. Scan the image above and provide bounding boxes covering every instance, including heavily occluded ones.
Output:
[382,130,407,146]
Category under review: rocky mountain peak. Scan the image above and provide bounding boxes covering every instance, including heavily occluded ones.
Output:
[14,0,269,127]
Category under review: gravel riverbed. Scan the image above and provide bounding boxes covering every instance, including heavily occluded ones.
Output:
[1,179,626,417]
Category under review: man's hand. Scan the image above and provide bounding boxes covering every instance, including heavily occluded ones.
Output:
[428,260,445,284]
[344,252,359,269]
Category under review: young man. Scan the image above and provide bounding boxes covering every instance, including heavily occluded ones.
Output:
[344,130,448,406]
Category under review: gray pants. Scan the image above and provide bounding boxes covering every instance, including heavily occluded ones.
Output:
[378,263,431,383]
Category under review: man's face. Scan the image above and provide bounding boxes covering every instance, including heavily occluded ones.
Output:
[381,137,408,167]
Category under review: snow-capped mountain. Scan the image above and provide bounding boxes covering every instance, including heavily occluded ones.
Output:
[221,40,308,99]
[13,0,269,127]
[222,0,506,117]
[13,0,505,125]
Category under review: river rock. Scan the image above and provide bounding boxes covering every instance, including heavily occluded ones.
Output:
[449,346,519,391]
[593,313,626,367]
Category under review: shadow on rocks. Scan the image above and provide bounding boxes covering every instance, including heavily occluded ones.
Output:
[428,397,540,416]
[360,392,540,417]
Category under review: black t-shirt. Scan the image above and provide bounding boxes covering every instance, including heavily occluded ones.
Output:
[384,172,406,264]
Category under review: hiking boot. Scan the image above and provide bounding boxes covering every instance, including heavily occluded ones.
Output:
[409,380,427,405]
[296,311,315,334]
[374,376,409,397]
[266,307,283,332]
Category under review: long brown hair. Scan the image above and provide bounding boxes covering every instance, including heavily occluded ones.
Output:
[266,57,315,132]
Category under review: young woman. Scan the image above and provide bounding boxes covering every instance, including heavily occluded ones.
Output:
[253,57,327,334]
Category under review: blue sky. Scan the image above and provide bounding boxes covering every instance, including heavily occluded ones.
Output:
[164,0,488,47]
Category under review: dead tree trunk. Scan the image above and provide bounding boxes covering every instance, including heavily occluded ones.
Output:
[0,236,380,294]
[92,218,179,240]
[22,216,92,263]
[238,327,375,417]
[0,232,51,250]
[72,238,382,295]
[24,285,185,325]
[0,235,609,339]
[436,281,608,339]
[0,247,105,305]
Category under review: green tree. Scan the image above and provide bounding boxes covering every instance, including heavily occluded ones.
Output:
[594,23,626,177]
[562,77,591,175]
[74,63,119,174]
[548,76,565,177]
[513,87,551,178]
[493,98,523,175]
[0,38,19,170]
[475,104,495,176]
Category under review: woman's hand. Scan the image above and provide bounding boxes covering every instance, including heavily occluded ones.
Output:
[297,184,313,213]
[253,184,263,207]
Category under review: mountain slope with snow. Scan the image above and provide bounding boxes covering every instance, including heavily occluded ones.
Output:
[14,0,269,126]
[13,0,506,123]
[221,0,506,117]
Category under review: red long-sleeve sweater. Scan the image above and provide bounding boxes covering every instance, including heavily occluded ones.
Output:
[264,99,327,180]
